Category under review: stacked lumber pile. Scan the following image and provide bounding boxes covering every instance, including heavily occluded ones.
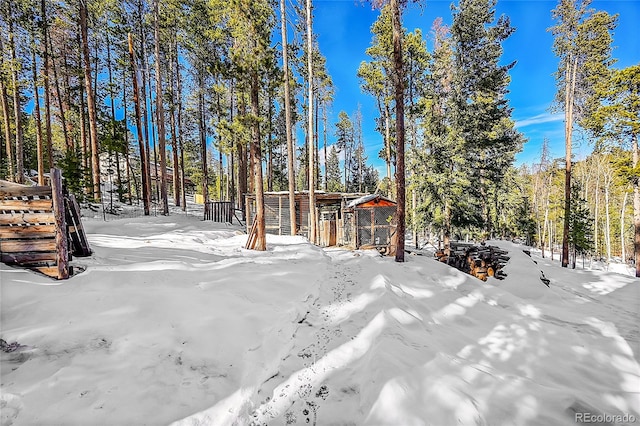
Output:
[0,169,91,279]
[435,242,509,281]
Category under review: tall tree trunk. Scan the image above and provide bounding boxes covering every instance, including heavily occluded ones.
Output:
[391,0,405,262]
[198,76,208,207]
[604,173,612,261]
[236,91,247,219]
[323,101,328,191]
[633,133,640,277]
[154,0,169,215]
[79,72,89,171]
[281,0,296,234]
[562,56,578,267]
[31,42,45,185]
[620,189,628,266]
[139,20,153,206]
[40,0,53,171]
[385,103,392,195]
[176,49,186,211]
[128,33,151,215]
[106,32,123,202]
[216,91,224,200]
[48,32,71,154]
[122,65,132,204]
[315,93,320,189]
[8,18,24,183]
[169,39,180,207]
[0,46,14,181]
[80,0,101,200]
[594,166,600,256]
[306,0,317,245]
[250,71,266,251]
[150,80,159,202]
[62,42,76,151]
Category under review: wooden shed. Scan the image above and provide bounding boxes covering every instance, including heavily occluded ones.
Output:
[245,192,396,251]
[342,194,397,252]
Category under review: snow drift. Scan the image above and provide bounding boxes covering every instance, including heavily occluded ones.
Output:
[1,214,638,426]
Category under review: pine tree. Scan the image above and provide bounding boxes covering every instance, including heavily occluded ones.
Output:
[451,0,523,238]
[569,181,594,268]
[326,145,342,192]
[550,0,617,266]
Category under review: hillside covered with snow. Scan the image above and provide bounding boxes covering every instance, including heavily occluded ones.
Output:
[1,214,639,426]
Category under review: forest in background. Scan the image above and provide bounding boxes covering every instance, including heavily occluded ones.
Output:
[0,0,637,273]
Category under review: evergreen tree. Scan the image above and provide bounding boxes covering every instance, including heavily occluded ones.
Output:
[451,0,524,237]
[335,110,354,190]
[569,181,594,267]
[325,145,342,192]
[549,0,617,266]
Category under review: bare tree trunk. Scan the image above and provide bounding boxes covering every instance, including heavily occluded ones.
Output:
[48,31,71,155]
[138,13,153,206]
[594,163,600,256]
[176,50,186,211]
[106,32,123,202]
[621,189,628,266]
[306,0,317,245]
[236,91,247,219]
[280,77,291,172]
[63,42,76,151]
[632,133,640,277]
[0,47,14,181]
[250,71,266,250]
[8,18,24,183]
[40,0,53,171]
[323,101,328,191]
[30,42,45,185]
[128,33,151,215]
[385,104,391,195]
[78,56,88,172]
[198,76,208,206]
[169,39,180,207]
[604,171,612,261]
[391,0,405,262]
[562,56,578,267]
[122,65,132,204]
[80,0,101,200]
[154,0,169,215]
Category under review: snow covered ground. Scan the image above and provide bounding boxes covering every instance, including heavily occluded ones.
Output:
[1,212,639,426]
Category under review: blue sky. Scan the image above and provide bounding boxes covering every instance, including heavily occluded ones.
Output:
[308,0,640,174]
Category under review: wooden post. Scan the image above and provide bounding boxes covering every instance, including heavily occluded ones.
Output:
[51,168,69,279]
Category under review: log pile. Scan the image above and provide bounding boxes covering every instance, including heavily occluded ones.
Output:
[435,242,509,281]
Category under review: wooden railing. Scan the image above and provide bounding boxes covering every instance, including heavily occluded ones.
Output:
[0,169,91,279]
[204,201,234,223]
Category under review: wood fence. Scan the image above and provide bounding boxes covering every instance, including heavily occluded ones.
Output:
[204,201,234,223]
[0,169,91,279]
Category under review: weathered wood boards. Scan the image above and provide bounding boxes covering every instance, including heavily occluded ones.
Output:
[436,242,510,281]
[0,169,91,279]
[65,194,92,257]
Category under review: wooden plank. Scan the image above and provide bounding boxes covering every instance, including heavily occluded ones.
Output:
[32,266,60,279]
[1,251,57,264]
[0,199,53,211]
[0,238,57,252]
[0,180,51,197]
[0,212,56,225]
[51,168,69,279]
[65,194,91,256]
[0,225,56,239]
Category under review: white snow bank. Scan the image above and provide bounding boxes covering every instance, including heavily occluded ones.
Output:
[1,221,638,426]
